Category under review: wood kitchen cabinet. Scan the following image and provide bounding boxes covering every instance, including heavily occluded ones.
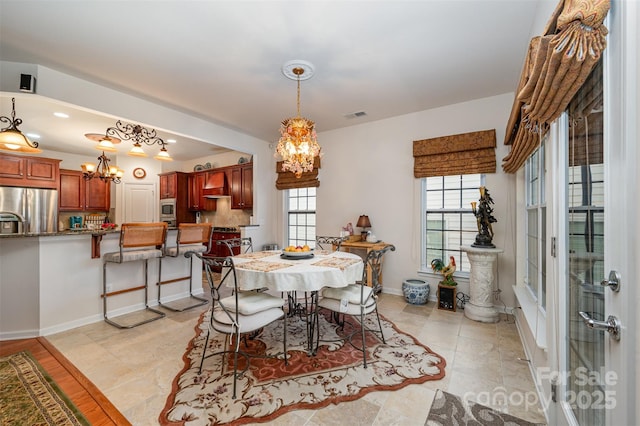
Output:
[0,152,60,189]
[228,163,253,209]
[187,171,217,211]
[59,169,110,212]
[159,171,190,199]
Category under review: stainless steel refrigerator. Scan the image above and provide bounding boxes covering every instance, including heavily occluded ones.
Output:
[0,186,58,234]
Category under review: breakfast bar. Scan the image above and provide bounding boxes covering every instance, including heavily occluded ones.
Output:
[0,228,204,339]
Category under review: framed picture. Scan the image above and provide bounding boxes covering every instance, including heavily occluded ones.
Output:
[437,284,457,312]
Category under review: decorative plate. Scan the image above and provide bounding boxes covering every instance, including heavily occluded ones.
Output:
[133,167,146,179]
[238,157,248,164]
[194,164,204,171]
[204,162,212,169]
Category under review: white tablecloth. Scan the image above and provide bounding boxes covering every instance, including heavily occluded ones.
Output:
[231,250,364,292]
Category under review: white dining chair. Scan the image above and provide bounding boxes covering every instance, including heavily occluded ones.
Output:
[315,244,395,367]
[190,252,287,399]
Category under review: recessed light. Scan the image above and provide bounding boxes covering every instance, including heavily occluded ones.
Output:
[26,133,41,139]
[166,138,177,144]
[53,112,69,118]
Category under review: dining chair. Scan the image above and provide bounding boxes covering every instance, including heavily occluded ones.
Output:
[158,223,212,311]
[102,222,168,328]
[315,244,395,367]
[189,252,287,399]
[315,235,347,251]
[218,237,253,256]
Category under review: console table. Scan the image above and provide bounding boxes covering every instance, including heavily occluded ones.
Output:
[335,239,391,292]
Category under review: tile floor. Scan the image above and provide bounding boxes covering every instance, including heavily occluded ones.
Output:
[47,290,547,425]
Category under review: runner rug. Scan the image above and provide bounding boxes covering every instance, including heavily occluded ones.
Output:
[160,309,447,425]
[426,389,541,426]
[0,351,89,426]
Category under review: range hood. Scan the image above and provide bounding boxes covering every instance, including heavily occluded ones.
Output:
[202,172,230,198]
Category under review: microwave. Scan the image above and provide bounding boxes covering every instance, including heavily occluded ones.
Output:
[160,198,176,220]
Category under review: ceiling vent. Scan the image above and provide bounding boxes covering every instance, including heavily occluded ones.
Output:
[344,111,367,119]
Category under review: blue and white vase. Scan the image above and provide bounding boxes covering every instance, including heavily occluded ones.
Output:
[402,279,430,305]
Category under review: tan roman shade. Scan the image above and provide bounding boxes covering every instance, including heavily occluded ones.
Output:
[413,129,496,178]
[275,157,320,190]
[502,0,610,173]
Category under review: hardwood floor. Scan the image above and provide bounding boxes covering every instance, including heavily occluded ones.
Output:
[0,337,130,426]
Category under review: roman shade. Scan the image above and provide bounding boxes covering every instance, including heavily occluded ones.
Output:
[502,0,610,173]
[275,157,320,190]
[413,129,496,178]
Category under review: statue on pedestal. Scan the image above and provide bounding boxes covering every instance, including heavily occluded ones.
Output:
[471,186,497,248]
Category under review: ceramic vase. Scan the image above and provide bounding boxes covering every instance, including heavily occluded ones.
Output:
[402,279,430,305]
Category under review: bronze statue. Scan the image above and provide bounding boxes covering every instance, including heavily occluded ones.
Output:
[471,186,497,248]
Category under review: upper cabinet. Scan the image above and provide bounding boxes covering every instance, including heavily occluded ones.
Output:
[0,153,60,189]
[228,163,253,209]
[159,171,195,223]
[159,172,179,199]
[59,169,110,212]
[187,171,217,212]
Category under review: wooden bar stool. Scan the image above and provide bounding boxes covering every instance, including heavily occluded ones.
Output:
[158,223,212,311]
[102,222,168,328]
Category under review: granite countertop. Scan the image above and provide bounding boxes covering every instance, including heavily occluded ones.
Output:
[0,228,122,238]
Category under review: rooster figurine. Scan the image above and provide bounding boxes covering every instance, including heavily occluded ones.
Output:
[431,256,457,286]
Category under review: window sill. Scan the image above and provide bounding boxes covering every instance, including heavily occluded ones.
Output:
[513,284,547,350]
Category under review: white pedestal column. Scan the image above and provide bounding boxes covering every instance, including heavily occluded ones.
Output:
[461,245,503,323]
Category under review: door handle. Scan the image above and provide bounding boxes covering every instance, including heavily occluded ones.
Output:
[600,270,621,292]
[579,311,621,341]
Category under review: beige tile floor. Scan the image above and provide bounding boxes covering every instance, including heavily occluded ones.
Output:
[47,291,547,425]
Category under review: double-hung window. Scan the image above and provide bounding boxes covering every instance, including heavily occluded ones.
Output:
[525,143,546,310]
[422,174,483,275]
[286,187,316,248]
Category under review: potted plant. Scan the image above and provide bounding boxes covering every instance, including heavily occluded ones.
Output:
[431,257,457,311]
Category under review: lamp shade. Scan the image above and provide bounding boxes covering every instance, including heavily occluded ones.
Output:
[357,215,371,228]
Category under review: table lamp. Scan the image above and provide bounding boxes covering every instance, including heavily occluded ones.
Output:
[356,215,371,241]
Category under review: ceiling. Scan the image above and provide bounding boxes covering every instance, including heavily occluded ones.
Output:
[0,0,544,162]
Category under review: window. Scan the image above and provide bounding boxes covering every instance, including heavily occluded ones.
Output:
[286,187,316,248]
[525,143,546,309]
[422,174,483,274]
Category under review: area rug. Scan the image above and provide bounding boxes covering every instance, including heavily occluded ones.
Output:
[426,389,542,426]
[0,351,89,426]
[160,309,446,425]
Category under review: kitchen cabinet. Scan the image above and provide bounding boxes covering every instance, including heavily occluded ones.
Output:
[228,163,253,209]
[159,171,190,199]
[59,169,110,212]
[159,171,194,224]
[0,152,60,189]
[188,171,217,212]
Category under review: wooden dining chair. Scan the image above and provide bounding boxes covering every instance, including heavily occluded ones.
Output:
[315,244,395,367]
[190,252,287,399]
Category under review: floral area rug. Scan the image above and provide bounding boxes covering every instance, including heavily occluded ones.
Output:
[0,351,89,426]
[160,309,447,425]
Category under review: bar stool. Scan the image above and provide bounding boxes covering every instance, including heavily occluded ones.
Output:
[102,222,168,329]
[218,237,253,256]
[158,223,212,311]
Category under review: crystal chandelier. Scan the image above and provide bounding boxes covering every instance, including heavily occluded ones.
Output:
[275,61,321,178]
[0,98,42,153]
[81,151,124,184]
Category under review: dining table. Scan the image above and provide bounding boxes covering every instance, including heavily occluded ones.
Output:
[229,249,365,353]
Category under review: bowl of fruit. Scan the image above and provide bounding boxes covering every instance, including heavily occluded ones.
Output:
[281,245,313,259]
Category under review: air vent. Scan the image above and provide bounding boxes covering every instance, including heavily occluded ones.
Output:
[344,111,367,119]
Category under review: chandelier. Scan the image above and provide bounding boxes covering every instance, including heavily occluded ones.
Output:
[81,151,124,184]
[86,120,172,161]
[0,97,42,153]
[275,60,321,178]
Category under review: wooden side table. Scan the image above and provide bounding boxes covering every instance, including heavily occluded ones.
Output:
[335,239,391,292]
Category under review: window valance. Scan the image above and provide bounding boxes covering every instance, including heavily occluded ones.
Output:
[275,157,320,190]
[413,129,496,178]
[502,0,610,173]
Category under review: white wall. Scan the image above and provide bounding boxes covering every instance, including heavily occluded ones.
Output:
[315,93,518,307]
